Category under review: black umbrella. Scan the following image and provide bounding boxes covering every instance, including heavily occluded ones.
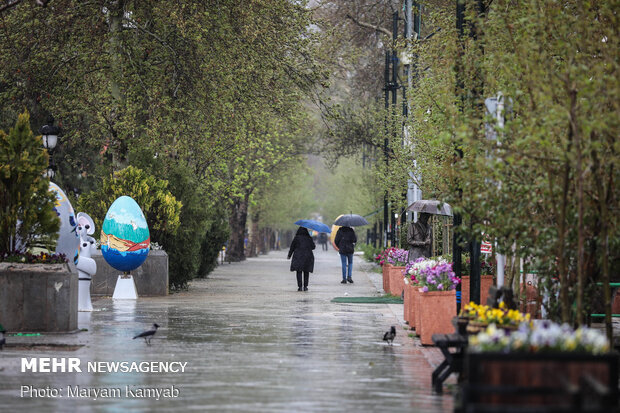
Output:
[334,214,369,227]
[407,199,452,216]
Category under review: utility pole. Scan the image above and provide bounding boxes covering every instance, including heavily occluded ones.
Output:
[390,11,399,247]
[455,0,484,305]
[453,0,466,306]
[383,43,390,248]
[405,2,422,227]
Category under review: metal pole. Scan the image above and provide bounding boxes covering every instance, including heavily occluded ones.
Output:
[384,49,390,248]
[390,11,399,247]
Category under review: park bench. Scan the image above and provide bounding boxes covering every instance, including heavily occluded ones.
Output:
[431,332,468,393]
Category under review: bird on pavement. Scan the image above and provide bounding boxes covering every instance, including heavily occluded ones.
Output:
[383,326,396,346]
[133,323,159,344]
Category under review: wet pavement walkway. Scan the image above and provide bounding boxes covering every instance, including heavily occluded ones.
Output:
[0,248,455,412]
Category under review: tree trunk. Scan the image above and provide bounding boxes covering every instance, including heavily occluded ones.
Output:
[592,132,613,343]
[109,0,127,171]
[226,195,249,262]
[247,211,259,258]
[570,86,586,326]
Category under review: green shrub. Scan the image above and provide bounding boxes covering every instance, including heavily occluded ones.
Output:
[0,111,59,255]
[76,166,182,241]
[359,243,382,263]
[153,162,228,289]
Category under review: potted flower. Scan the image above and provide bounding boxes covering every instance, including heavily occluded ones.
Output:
[461,301,531,334]
[408,258,460,345]
[376,247,395,293]
[0,111,78,332]
[460,254,496,308]
[464,321,617,408]
[385,248,408,297]
[403,258,421,328]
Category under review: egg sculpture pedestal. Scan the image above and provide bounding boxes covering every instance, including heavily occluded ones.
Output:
[100,196,150,300]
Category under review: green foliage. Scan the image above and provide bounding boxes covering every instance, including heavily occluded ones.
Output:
[393,1,620,325]
[152,161,228,289]
[359,243,382,263]
[314,157,380,226]
[0,0,327,263]
[0,111,59,255]
[76,166,181,242]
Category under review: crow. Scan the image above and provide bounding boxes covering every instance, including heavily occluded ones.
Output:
[133,323,159,344]
[383,326,396,346]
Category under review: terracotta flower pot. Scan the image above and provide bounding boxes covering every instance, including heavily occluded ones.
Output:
[461,275,495,307]
[403,282,412,324]
[388,265,406,296]
[382,263,392,293]
[418,289,457,345]
[414,286,422,335]
[408,283,417,329]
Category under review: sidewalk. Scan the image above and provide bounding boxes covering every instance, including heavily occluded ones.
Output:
[0,248,455,412]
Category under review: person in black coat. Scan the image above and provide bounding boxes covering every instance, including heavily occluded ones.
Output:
[287,227,316,291]
[335,226,357,284]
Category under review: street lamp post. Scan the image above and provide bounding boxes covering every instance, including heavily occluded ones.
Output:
[40,116,60,179]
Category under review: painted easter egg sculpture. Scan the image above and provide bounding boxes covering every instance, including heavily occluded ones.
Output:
[49,182,79,265]
[101,196,150,273]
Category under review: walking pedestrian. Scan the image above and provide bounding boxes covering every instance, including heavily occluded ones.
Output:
[335,226,356,284]
[318,232,329,251]
[287,227,315,291]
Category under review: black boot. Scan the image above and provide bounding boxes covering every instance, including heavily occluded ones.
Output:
[296,271,303,291]
[303,272,309,291]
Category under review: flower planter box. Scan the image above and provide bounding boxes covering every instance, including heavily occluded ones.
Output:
[382,263,391,293]
[0,262,78,332]
[414,286,422,335]
[409,285,419,330]
[417,289,456,345]
[388,265,406,297]
[461,352,619,410]
[461,275,494,307]
[403,282,412,324]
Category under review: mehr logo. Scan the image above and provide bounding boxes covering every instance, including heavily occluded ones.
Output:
[21,358,82,373]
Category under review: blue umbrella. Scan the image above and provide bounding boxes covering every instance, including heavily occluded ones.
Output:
[294,219,331,234]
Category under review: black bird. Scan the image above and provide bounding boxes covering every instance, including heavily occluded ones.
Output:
[383,326,396,346]
[0,329,6,350]
[133,323,159,344]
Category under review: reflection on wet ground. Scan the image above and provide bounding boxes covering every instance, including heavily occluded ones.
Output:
[0,249,452,412]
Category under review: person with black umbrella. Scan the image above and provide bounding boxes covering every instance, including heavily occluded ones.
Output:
[334,226,357,284]
[287,227,316,291]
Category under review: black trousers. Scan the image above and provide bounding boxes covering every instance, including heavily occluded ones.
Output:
[296,271,309,288]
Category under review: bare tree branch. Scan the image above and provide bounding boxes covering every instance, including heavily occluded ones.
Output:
[345,13,391,37]
[0,0,22,13]
[1,0,52,13]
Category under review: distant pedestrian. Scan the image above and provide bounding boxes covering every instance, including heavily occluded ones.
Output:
[287,227,316,291]
[318,232,329,251]
[335,226,357,284]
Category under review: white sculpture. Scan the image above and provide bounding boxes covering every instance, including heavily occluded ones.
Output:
[76,212,96,312]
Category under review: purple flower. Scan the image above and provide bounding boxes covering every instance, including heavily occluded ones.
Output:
[437,283,444,290]
[422,286,428,292]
